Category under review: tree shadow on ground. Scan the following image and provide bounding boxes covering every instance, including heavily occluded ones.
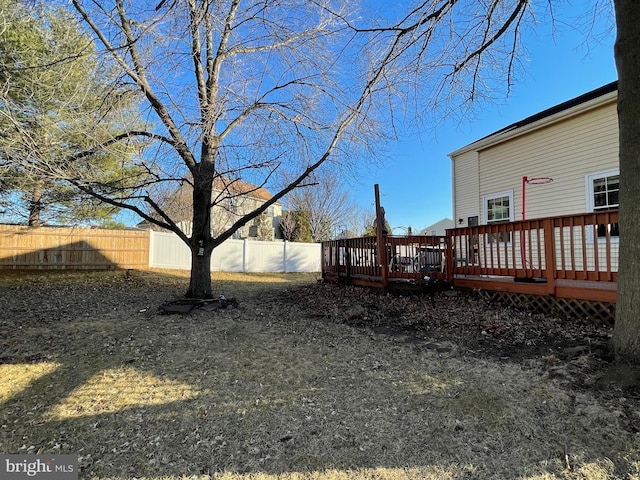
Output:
[0,272,638,479]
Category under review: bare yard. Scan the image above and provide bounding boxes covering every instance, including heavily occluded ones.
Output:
[0,270,639,479]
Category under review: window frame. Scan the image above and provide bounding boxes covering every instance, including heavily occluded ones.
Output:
[585,168,619,243]
[482,190,514,245]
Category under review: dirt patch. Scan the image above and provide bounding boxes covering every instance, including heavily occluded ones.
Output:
[274,282,616,366]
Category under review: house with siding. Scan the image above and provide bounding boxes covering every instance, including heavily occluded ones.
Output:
[320,83,620,309]
[449,81,619,230]
[420,218,454,236]
[150,177,283,240]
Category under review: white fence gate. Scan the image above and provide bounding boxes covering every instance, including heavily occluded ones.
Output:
[149,231,321,273]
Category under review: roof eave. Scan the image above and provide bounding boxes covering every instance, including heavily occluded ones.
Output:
[448,86,618,159]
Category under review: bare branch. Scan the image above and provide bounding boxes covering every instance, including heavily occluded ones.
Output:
[57,0,538,296]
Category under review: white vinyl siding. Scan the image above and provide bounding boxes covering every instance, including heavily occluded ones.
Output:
[449,88,619,276]
[452,150,479,226]
[476,101,618,222]
[421,218,454,236]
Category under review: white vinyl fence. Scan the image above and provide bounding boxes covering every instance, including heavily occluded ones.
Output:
[149,231,321,272]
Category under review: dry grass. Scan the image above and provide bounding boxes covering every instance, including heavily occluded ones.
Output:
[0,270,639,480]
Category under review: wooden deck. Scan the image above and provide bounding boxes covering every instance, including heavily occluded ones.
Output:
[322,210,618,304]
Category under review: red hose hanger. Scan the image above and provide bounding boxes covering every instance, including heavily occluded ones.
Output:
[522,176,554,220]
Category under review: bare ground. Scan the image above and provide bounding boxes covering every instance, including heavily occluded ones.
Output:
[0,269,639,480]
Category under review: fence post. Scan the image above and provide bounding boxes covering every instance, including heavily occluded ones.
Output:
[283,240,288,273]
[243,239,248,273]
[543,218,556,294]
[148,230,154,269]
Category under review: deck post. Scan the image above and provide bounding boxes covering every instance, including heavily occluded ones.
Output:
[344,239,351,281]
[445,231,454,284]
[374,184,389,288]
[543,218,556,295]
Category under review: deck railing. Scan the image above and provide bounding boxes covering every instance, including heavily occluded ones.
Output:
[322,210,618,303]
[323,234,449,286]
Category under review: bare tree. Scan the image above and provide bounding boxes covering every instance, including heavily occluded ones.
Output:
[58,0,531,298]
[332,204,373,239]
[279,210,297,242]
[283,172,356,242]
[354,209,377,237]
[612,0,640,361]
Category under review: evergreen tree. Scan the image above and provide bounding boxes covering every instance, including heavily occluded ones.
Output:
[0,0,144,226]
[290,210,313,243]
[363,218,392,237]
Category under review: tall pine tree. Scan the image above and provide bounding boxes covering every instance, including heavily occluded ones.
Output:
[0,0,144,226]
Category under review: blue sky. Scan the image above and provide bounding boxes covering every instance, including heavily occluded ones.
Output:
[348,1,618,234]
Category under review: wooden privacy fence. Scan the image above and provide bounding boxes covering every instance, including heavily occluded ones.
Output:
[322,210,618,305]
[0,225,150,270]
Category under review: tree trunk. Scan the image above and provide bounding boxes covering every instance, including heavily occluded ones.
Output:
[612,0,640,361]
[187,244,213,298]
[185,162,214,299]
[28,184,44,227]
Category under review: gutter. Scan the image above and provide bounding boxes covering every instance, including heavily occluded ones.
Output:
[448,84,618,158]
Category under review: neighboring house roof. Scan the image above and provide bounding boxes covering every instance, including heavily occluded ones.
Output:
[167,176,280,211]
[420,218,454,236]
[449,81,618,157]
[140,176,280,230]
[211,177,278,203]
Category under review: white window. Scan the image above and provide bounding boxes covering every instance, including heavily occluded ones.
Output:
[586,169,619,240]
[483,190,513,243]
